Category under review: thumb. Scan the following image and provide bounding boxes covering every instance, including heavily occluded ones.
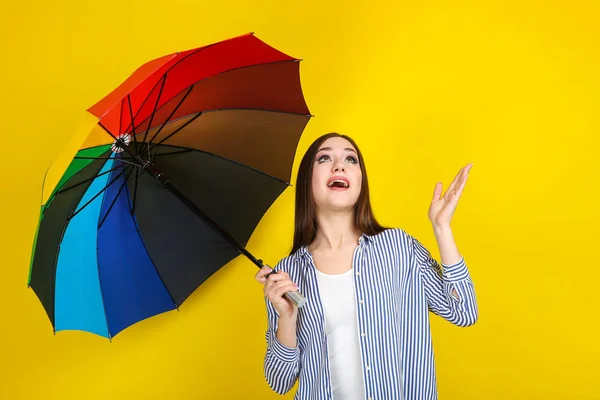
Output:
[431,182,443,203]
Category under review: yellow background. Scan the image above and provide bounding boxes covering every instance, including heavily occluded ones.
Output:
[1,0,599,399]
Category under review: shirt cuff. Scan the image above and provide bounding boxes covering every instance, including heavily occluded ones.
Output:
[269,329,299,363]
[441,257,469,282]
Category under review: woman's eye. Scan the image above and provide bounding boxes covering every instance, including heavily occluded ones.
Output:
[316,154,358,164]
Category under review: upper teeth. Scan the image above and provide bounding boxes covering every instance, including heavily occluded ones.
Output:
[328,180,349,188]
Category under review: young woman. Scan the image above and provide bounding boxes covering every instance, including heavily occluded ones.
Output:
[255,132,478,400]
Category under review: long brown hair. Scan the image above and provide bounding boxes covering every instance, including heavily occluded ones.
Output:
[290,132,387,255]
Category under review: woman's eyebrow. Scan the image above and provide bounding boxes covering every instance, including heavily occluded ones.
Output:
[317,147,357,154]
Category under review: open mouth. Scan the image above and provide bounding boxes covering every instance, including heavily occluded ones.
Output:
[327,178,350,188]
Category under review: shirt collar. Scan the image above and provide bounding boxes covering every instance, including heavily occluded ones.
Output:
[293,232,373,263]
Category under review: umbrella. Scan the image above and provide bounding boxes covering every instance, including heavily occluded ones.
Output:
[28,33,311,339]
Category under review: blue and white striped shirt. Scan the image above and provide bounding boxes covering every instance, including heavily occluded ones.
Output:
[263,228,478,400]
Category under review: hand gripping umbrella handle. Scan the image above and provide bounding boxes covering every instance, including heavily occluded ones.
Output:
[266,269,307,308]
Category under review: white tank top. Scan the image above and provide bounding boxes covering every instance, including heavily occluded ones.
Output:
[315,267,366,400]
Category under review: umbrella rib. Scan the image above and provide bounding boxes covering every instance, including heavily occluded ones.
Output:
[67,164,132,222]
[74,155,140,167]
[123,183,180,309]
[118,97,124,143]
[97,163,136,229]
[122,75,167,141]
[56,164,134,196]
[148,112,202,157]
[95,160,137,340]
[149,144,291,186]
[131,166,140,216]
[146,86,195,158]
[142,148,193,158]
[142,74,167,157]
[127,94,137,146]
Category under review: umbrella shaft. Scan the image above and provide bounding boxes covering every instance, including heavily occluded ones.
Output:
[114,143,305,308]
[126,147,265,269]
[163,179,265,269]
[134,154,169,186]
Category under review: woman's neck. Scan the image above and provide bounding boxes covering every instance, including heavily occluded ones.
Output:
[310,209,361,252]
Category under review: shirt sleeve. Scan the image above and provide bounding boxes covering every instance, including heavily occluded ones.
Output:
[412,236,478,327]
[263,290,300,394]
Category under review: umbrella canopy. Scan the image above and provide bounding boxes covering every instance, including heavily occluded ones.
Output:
[28,33,312,339]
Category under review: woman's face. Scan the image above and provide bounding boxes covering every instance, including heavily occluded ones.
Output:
[311,136,362,213]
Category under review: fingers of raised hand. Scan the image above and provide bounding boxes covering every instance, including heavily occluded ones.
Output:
[445,167,465,196]
[449,165,471,203]
[453,172,469,199]
[446,164,472,199]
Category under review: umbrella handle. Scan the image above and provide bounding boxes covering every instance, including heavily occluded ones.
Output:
[284,291,307,308]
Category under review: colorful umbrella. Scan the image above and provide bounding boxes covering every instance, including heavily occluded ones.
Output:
[28,33,311,339]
